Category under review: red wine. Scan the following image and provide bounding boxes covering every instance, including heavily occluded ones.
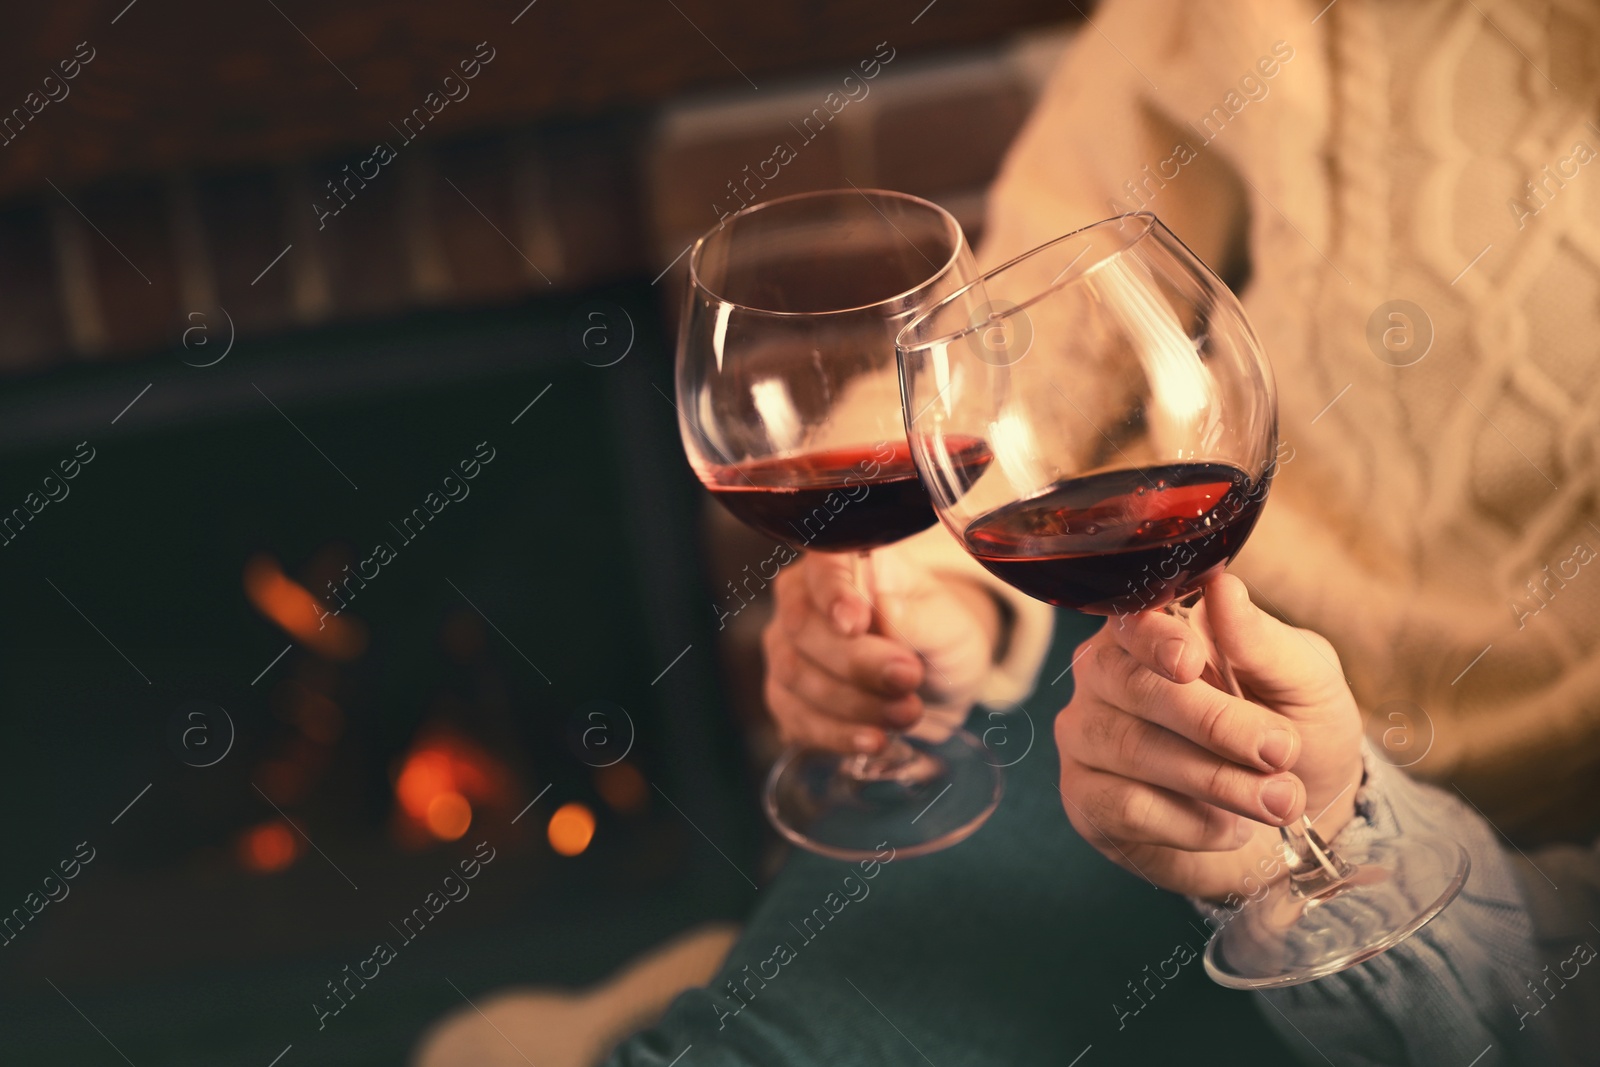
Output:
[963,462,1268,615]
[706,437,991,552]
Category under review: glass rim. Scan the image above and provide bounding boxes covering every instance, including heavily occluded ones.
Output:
[685,187,968,319]
[895,211,1162,353]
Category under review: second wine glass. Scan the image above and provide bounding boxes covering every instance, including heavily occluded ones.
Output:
[676,188,1001,860]
[897,212,1469,987]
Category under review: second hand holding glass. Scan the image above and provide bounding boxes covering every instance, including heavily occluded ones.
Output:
[896,213,1469,987]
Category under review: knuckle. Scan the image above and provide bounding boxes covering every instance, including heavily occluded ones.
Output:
[1201,806,1240,849]
[1195,693,1234,749]
[1081,778,1120,831]
[1053,705,1076,752]
[772,564,799,603]
[1113,782,1155,836]
[1201,758,1247,806]
[763,677,791,722]
[765,639,797,687]
[1112,714,1148,769]
[1307,631,1343,672]
[1125,662,1165,705]
[1079,703,1119,751]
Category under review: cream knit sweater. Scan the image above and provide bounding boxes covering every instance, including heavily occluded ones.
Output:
[975,0,1600,840]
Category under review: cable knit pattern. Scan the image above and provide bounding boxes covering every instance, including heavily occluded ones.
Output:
[982,0,1600,842]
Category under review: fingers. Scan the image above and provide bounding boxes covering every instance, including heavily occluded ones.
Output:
[1101,608,1206,683]
[1203,574,1346,708]
[795,551,873,636]
[1062,701,1305,826]
[765,623,922,727]
[1080,642,1300,775]
[764,557,927,753]
[764,671,889,755]
[1059,759,1252,852]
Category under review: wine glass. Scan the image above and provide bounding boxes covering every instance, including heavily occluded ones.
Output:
[676,188,1002,861]
[896,212,1469,987]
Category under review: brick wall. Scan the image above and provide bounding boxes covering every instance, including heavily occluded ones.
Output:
[0,26,1072,376]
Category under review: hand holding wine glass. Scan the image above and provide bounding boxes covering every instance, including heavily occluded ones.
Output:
[763,550,1008,755]
[1055,572,1365,902]
[897,212,1469,988]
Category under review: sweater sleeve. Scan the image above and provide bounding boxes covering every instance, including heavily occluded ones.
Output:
[1253,747,1592,1067]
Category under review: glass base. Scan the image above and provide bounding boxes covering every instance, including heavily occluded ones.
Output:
[1204,832,1470,989]
[763,729,1002,861]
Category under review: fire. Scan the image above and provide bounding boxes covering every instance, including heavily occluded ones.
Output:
[239,820,299,872]
[391,729,513,846]
[244,553,367,660]
[547,802,595,856]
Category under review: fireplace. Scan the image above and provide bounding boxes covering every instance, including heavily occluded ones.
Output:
[0,292,761,1064]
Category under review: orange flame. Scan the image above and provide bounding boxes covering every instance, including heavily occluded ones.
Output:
[392,729,514,846]
[244,553,367,661]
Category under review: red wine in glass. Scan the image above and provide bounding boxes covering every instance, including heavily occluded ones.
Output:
[962,462,1268,615]
[706,436,993,552]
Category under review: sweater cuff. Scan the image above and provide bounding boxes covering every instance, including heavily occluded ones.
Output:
[1332,743,1525,910]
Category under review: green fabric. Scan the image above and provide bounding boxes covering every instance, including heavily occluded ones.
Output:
[607,610,1296,1066]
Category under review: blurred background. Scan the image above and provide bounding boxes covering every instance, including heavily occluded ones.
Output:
[0,1,1082,1062]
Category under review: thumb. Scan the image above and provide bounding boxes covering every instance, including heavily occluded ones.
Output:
[802,551,872,636]
[1202,573,1345,711]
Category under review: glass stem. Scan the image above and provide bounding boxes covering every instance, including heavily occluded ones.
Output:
[842,549,918,781]
[1163,593,1355,899]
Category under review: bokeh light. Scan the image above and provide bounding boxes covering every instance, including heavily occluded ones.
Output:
[238,820,299,873]
[425,791,473,840]
[547,802,596,856]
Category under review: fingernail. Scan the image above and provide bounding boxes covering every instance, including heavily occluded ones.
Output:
[1157,638,1187,680]
[1258,729,1294,770]
[881,660,919,693]
[831,600,859,635]
[1261,779,1297,822]
[852,729,883,753]
[1233,819,1255,847]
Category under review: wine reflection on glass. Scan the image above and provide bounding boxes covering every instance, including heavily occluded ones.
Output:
[675,188,1003,861]
[896,212,1469,987]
